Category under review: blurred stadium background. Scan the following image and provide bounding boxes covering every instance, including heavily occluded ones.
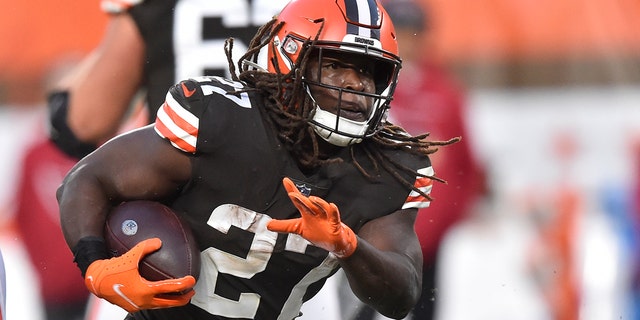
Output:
[1,0,639,319]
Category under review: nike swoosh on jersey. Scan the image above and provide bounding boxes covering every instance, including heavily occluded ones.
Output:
[181,82,196,97]
[113,284,140,310]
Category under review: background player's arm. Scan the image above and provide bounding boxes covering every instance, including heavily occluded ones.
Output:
[340,209,423,319]
[53,13,144,147]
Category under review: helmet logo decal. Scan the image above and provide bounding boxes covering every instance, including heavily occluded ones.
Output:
[283,38,299,54]
[344,0,381,40]
[295,183,312,197]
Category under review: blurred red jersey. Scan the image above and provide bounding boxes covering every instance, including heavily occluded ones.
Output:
[389,59,486,265]
[15,139,86,305]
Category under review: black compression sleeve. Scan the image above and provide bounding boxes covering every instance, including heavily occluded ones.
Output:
[48,91,98,159]
[72,236,111,277]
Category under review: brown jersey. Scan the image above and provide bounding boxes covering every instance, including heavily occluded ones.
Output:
[137,76,433,319]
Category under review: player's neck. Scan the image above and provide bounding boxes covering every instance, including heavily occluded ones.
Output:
[316,136,342,159]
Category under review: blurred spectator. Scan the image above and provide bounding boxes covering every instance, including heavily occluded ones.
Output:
[11,55,103,320]
[0,110,47,320]
[630,141,640,318]
[15,133,86,320]
[345,1,486,319]
[0,248,5,320]
[1,3,106,319]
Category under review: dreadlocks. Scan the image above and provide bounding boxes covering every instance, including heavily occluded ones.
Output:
[224,18,459,200]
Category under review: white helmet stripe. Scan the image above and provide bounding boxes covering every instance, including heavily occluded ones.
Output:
[356,0,372,37]
[344,0,380,39]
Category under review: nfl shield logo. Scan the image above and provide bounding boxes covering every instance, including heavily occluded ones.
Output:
[295,183,312,196]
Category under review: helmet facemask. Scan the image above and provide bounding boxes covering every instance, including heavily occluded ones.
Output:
[300,45,400,146]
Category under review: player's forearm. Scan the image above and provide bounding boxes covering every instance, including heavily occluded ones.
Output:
[339,237,422,319]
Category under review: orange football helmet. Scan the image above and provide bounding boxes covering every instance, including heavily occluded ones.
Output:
[267,0,402,146]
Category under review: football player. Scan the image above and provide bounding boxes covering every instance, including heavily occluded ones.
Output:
[57,0,458,319]
[48,0,289,159]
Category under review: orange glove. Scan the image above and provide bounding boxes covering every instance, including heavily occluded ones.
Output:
[85,238,196,313]
[267,177,357,258]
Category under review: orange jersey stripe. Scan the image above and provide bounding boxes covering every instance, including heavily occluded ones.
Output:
[155,115,196,153]
[402,167,434,209]
[414,176,432,189]
[154,99,200,153]
[161,102,198,137]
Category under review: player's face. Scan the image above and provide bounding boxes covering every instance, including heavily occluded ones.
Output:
[305,51,376,122]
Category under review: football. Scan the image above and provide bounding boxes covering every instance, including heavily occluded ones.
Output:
[104,200,201,281]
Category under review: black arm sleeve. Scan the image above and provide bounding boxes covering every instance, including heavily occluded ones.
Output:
[72,236,110,277]
[48,91,98,159]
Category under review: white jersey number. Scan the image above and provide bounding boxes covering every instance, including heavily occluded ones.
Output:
[173,0,289,81]
[191,204,339,319]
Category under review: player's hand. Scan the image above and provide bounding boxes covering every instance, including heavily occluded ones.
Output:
[101,0,144,14]
[267,177,357,258]
[84,238,196,312]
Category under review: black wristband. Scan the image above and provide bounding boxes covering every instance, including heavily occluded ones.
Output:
[48,90,98,159]
[72,236,110,277]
